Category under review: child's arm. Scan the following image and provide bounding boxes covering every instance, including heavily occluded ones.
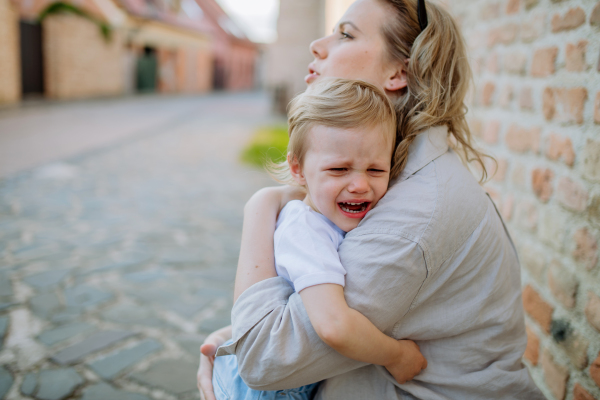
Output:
[234,186,305,302]
[300,284,427,384]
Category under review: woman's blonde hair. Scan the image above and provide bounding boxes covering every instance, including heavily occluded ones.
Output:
[268,78,396,185]
[379,0,493,182]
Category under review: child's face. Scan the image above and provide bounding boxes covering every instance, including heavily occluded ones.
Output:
[290,124,393,232]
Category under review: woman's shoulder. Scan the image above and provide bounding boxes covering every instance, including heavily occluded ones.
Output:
[353,150,489,249]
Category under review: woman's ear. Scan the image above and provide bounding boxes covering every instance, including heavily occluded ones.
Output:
[288,154,306,185]
[383,60,408,92]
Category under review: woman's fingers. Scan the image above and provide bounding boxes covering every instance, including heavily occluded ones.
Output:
[200,343,217,357]
[197,351,217,400]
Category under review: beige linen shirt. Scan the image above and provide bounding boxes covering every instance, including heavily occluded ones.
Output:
[217,125,545,400]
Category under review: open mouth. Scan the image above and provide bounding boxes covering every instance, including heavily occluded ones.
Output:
[338,202,370,214]
[305,66,320,83]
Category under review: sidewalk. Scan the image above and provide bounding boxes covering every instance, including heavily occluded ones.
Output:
[0,92,277,399]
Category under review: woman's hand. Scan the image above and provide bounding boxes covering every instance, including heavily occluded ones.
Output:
[384,340,428,384]
[197,325,232,400]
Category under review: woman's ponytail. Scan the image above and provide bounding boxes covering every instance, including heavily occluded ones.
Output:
[380,0,494,182]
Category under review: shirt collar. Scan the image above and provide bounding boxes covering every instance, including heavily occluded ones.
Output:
[399,125,449,181]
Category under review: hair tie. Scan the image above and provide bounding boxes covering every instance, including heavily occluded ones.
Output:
[417,0,428,32]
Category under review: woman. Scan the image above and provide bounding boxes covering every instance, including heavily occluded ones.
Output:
[198,0,545,399]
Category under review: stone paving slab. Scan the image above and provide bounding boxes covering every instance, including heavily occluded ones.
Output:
[37,322,95,346]
[51,330,136,365]
[0,92,277,399]
[80,382,151,400]
[0,367,12,399]
[20,368,84,400]
[129,359,199,395]
[88,338,162,379]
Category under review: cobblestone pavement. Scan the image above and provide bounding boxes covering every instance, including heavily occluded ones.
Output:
[0,92,279,399]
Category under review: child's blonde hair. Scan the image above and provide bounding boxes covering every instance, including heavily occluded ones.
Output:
[268,78,397,185]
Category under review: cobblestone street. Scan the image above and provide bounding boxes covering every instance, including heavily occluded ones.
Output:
[0,92,277,399]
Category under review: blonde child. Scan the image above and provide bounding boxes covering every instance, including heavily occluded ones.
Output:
[211,78,427,400]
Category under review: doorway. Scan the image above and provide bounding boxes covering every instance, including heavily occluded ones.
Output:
[19,21,45,96]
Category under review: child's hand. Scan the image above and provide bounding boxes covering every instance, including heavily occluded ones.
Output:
[384,339,428,384]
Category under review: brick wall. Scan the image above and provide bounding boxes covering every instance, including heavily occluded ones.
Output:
[447,0,600,399]
[43,13,124,99]
[0,0,21,104]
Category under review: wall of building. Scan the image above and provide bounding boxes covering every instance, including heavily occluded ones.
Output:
[266,0,325,98]
[446,0,600,399]
[43,14,124,99]
[0,0,21,104]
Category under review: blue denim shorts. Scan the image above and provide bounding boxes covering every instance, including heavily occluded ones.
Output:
[213,341,320,400]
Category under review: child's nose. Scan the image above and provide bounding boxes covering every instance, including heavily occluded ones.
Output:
[348,174,369,193]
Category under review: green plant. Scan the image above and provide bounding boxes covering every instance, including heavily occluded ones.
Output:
[38,2,112,41]
[241,125,289,168]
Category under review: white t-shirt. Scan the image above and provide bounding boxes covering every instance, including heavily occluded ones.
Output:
[274,200,346,292]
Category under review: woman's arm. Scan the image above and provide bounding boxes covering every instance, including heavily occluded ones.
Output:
[233,186,305,302]
[300,284,427,383]
[230,233,427,390]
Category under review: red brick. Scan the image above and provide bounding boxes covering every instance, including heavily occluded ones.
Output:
[532,168,554,202]
[488,23,519,46]
[520,245,545,278]
[573,383,595,400]
[546,134,575,166]
[505,124,541,153]
[481,2,501,20]
[595,92,600,124]
[501,23,519,44]
[500,194,514,221]
[544,87,588,124]
[561,330,589,370]
[504,52,527,75]
[486,52,500,74]
[590,352,600,388]
[547,260,578,308]
[573,228,598,270]
[487,158,508,182]
[523,0,538,10]
[543,87,556,120]
[591,3,600,26]
[469,118,483,138]
[522,285,553,332]
[557,177,588,211]
[583,139,600,181]
[566,41,588,72]
[585,292,600,333]
[532,47,558,77]
[524,326,539,365]
[481,82,495,106]
[552,7,586,32]
[565,88,588,124]
[499,85,513,108]
[512,162,527,189]
[541,350,568,400]
[520,87,534,110]
[506,0,519,14]
[482,120,500,144]
[522,13,545,42]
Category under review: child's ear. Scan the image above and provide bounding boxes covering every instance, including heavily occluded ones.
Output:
[288,154,306,185]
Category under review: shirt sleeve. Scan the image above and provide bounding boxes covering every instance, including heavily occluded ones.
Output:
[275,210,346,292]
[216,232,428,390]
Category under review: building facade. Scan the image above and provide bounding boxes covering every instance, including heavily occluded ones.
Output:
[0,0,257,104]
